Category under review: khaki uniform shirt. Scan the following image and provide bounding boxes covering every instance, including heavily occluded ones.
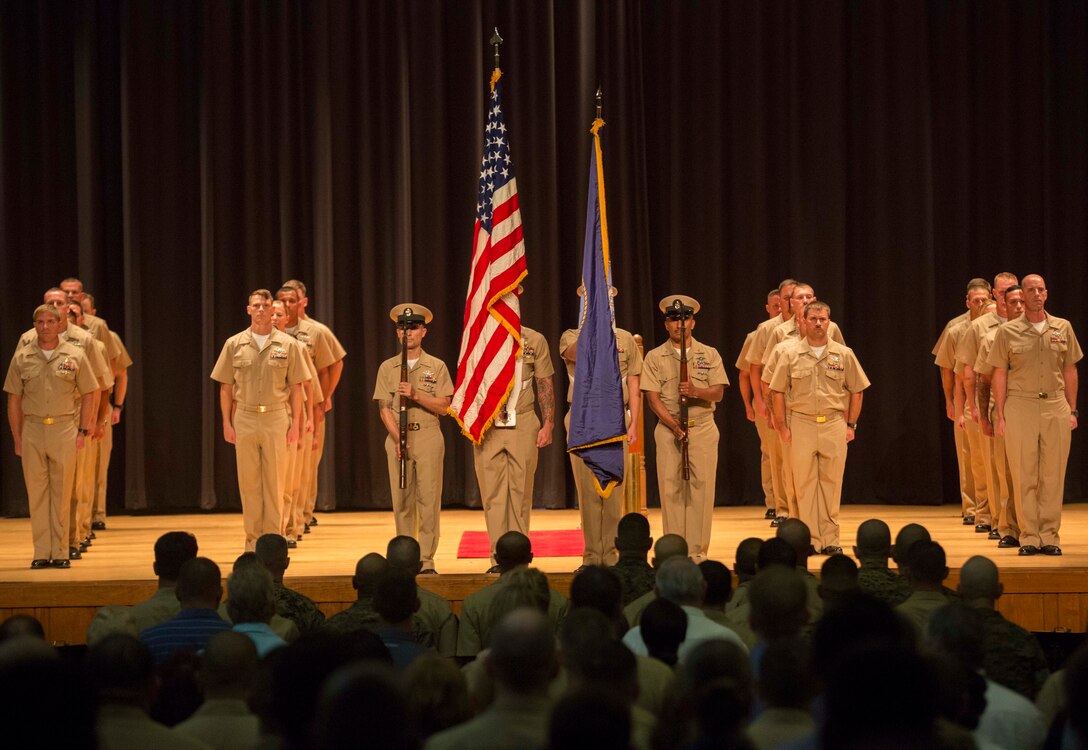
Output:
[287,317,337,371]
[933,311,971,357]
[641,338,729,419]
[746,314,793,367]
[129,588,182,634]
[371,350,453,429]
[4,338,101,415]
[934,317,972,370]
[768,339,870,414]
[735,330,756,373]
[987,314,1083,392]
[111,331,134,372]
[210,329,309,405]
[761,316,845,365]
[560,326,643,405]
[22,324,113,390]
[506,326,554,415]
[84,312,122,363]
[761,337,802,386]
[306,316,347,363]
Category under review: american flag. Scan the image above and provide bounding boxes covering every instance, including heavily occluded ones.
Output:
[449,72,528,443]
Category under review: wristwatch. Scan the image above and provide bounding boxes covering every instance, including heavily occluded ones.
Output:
[1072,410,1080,418]
[847,422,858,430]
[78,428,90,436]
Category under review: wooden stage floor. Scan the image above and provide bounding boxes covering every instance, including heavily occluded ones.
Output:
[1,504,1087,643]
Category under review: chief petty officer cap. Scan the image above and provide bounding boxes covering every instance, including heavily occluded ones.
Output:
[658,295,700,319]
[389,303,433,325]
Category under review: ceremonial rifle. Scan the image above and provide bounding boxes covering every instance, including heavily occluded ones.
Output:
[673,299,690,481]
[399,307,411,489]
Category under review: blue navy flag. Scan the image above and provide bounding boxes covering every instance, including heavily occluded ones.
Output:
[567,119,626,497]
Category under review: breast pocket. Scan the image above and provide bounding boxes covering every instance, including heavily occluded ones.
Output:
[1009,344,1035,370]
[233,353,255,370]
[790,366,814,396]
[822,368,845,394]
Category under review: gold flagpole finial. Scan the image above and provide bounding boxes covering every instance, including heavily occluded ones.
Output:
[491,28,503,70]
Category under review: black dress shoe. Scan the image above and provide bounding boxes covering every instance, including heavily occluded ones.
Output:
[52,559,71,569]
[764,509,777,519]
[68,547,82,560]
[997,536,1019,548]
[296,534,303,542]
[1040,545,1063,556]
[91,520,106,531]
[962,515,975,525]
[303,524,311,534]
[88,531,97,540]
[79,540,90,552]
[987,529,1001,540]
[821,546,844,555]
[485,565,501,574]
[419,568,438,575]
[286,539,297,549]
[1018,545,1039,556]
[770,516,786,528]
[974,523,992,533]
[308,516,318,526]
[30,559,49,569]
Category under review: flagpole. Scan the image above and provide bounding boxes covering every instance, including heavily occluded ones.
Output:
[596,84,602,120]
[491,27,503,72]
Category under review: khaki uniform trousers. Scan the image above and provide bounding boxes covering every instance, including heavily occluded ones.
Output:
[964,409,991,525]
[988,426,1020,540]
[954,421,977,517]
[304,419,326,525]
[234,408,290,551]
[475,412,539,562]
[1004,394,1071,548]
[788,412,847,550]
[655,418,719,563]
[92,419,113,524]
[767,413,797,518]
[567,411,629,566]
[753,413,780,514]
[285,433,315,539]
[385,424,443,570]
[22,419,78,561]
[69,438,95,546]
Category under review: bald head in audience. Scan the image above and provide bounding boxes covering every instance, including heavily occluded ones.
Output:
[255,534,290,582]
[487,608,558,695]
[734,537,763,583]
[854,519,893,560]
[892,523,931,569]
[749,566,809,642]
[386,535,423,575]
[957,556,1003,606]
[202,630,259,699]
[495,532,534,572]
[176,557,223,609]
[352,553,388,599]
[652,534,689,568]
[776,519,812,567]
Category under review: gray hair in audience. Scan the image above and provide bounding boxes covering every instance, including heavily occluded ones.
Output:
[227,563,276,625]
[655,557,706,607]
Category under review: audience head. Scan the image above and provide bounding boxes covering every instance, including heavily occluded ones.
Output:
[811,591,914,680]
[652,534,689,568]
[0,614,44,642]
[483,567,550,646]
[153,531,198,583]
[85,633,156,707]
[233,551,260,570]
[679,638,753,698]
[201,630,259,699]
[559,607,615,674]
[854,518,893,560]
[640,597,687,667]
[759,637,814,710]
[749,566,809,641]
[775,519,812,563]
[374,569,420,626]
[352,553,388,597]
[175,557,223,609]
[486,608,558,695]
[494,531,533,571]
[957,555,1003,605]
[549,689,631,750]
[699,560,732,609]
[255,534,290,579]
[756,537,798,570]
[926,601,985,672]
[567,635,640,706]
[615,513,653,557]
[569,565,625,634]
[892,523,931,568]
[386,535,423,575]
[402,654,471,741]
[315,662,418,750]
[818,554,859,607]
[905,540,948,588]
[226,563,276,625]
[734,537,763,581]
[655,557,706,608]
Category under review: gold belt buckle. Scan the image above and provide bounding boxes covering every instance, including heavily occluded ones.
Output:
[816,415,827,423]
[257,405,268,413]
[686,418,696,427]
[1038,392,1048,399]
[42,417,55,425]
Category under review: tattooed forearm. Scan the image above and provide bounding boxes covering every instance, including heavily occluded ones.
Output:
[536,376,554,424]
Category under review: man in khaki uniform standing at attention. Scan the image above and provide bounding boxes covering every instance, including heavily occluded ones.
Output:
[374,304,453,573]
[989,274,1081,556]
[281,279,346,530]
[560,286,642,568]
[956,272,1019,537]
[211,289,307,551]
[5,305,100,568]
[642,295,729,563]
[474,316,554,572]
[935,278,992,525]
[737,288,782,520]
[770,301,869,554]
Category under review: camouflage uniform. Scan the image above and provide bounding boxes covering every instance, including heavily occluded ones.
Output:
[856,559,912,607]
[978,607,1050,701]
[274,584,326,634]
[611,556,656,606]
[414,586,458,656]
[456,575,569,657]
[323,598,380,634]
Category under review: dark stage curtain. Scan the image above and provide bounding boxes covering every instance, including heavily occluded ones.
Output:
[2,1,1086,516]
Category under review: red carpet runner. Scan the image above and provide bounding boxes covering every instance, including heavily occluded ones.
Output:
[457,530,585,558]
